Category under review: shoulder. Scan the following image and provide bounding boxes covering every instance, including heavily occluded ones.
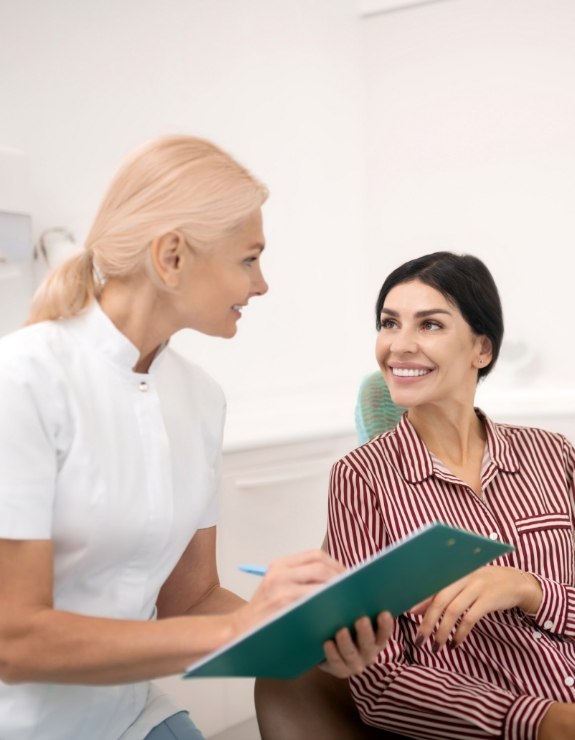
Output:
[331,428,399,481]
[0,321,66,381]
[492,419,574,463]
[159,347,226,410]
[493,419,568,447]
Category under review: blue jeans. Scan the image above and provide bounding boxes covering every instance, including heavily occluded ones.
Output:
[144,711,205,740]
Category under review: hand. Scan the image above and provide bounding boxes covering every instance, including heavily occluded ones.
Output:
[412,566,543,650]
[538,703,575,739]
[319,611,394,678]
[234,550,345,634]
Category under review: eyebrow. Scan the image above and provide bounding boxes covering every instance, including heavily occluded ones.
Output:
[251,243,265,253]
[380,308,453,318]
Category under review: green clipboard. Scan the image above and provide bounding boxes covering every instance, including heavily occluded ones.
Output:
[184,522,513,679]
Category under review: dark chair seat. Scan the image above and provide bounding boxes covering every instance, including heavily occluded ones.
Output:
[255,668,410,739]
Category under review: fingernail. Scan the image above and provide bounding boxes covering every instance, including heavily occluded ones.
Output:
[414,634,424,648]
[431,640,440,653]
[448,639,458,650]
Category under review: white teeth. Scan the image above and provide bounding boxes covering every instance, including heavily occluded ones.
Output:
[232,305,243,312]
[392,367,430,377]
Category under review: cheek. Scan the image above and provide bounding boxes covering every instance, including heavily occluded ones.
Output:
[375,334,388,363]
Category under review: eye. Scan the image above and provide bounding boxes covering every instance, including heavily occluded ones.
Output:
[379,317,398,330]
[243,256,258,267]
[421,319,442,331]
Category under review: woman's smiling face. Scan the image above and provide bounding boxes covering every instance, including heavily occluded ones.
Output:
[375,280,491,410]
[176,207,268,338]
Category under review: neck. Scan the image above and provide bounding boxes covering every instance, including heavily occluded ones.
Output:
[407,401,486,468]
[98,276,175,373]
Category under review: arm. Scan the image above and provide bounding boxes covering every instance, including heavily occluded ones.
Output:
[415,436,575,646]
[0,535,345,686]
[328,459,552,740]
[526,436,575,639]
[156,526,245,618]
[158,525,393,678]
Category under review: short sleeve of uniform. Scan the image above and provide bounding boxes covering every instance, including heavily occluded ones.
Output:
[0,348,59,539]
[195,389,225,530]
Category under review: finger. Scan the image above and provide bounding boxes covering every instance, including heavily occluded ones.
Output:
[318,640,347,677]
[415,580,469,644]
[375,611,394,646]
[320,635,361,679]
[333,627,367,675]
[451,601,487,647]
[430,591,482,649]
[267,550,344,584]
[353,616,379,662]
[410,595,433,615]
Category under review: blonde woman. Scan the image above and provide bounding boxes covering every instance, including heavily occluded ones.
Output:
[0,136,392,740]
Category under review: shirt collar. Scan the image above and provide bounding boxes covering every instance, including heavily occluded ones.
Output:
[67,300,168,374]
[477,409,519,473]
[394,408,519,484]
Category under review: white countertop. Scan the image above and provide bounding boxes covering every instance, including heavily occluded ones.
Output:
[223,383,575,452]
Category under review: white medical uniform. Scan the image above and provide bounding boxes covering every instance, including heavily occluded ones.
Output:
[0,301,225,740]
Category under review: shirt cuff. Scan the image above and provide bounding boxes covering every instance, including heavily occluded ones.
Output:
[532,574,575,637]
[504,695,553,740]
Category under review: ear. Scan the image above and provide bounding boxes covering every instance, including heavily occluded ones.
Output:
[150,231,188,289]
[474,336,493,370]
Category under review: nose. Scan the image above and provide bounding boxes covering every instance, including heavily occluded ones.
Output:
[379,325,418,356]
[390,328,418,354]
[251,265,269,297]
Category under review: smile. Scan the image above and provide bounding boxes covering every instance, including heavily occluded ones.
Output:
[391,367,431,377]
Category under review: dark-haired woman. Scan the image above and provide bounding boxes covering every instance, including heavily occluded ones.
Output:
[327,252,575,739]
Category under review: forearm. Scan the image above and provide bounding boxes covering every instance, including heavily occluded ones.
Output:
[0,606,237,685]
[537,702,575,739]
[182,585,246,616]
[354,660,551,740]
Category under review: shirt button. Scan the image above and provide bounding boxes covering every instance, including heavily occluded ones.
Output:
[533,631,542,640]
[138,381,149,392]
[543,620,554,631]
[565,676,575,687]
[489,532,498,540]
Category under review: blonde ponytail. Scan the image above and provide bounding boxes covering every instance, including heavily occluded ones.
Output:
[27,250,99,324]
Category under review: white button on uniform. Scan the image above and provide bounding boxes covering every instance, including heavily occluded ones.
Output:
[564,676,575,687]
[543,620,554,631]
[489,532,498,540]
[533,631,542,640]
[138,381,148,392]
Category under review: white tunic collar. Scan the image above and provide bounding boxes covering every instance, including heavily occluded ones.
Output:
[68,300,168,374]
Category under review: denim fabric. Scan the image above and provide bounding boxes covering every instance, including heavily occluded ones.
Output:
[144,711,205,740]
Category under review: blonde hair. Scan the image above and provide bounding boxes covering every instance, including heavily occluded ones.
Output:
[27,135,269,324]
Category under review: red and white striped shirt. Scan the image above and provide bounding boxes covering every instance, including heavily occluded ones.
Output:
[327,411,575,740]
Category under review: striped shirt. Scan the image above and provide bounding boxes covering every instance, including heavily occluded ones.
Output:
[327,411,575,740]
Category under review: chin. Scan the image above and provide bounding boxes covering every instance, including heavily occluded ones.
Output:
[220,325,238,339]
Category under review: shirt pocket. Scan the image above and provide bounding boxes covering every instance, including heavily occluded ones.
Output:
[515,512,572,535]
[514,512,573,580]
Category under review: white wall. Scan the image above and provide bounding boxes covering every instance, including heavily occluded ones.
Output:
[0,0,372,448]
[360,0,575,418]
[1,0,574,448]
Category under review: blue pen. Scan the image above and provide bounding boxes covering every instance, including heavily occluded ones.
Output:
[238,564,267,576]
